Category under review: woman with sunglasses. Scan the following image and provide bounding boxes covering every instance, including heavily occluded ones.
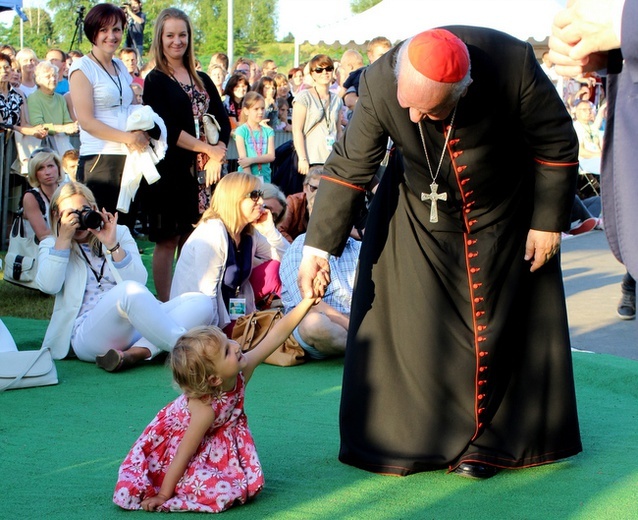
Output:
[170,172,289,332]
[36,182,214,372]
[291,54,343,176]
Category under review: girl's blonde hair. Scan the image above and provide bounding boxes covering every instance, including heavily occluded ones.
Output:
[27,150,63,188]
[198,172,262,236]
[238,91,264,124]
[49,182,102,255]
[149,8,204,91]
[170,326,229,398]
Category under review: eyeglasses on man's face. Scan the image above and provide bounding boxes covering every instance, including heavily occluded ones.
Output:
[313,66,334,74]
[245,190,264,202]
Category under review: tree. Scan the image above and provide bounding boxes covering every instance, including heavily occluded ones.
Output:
[350,0,383,14]
[0,8,56,56]
[191,0,277,59]
[46,0,96,54]
[42,0,175,56]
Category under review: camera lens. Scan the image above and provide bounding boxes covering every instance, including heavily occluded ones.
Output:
[78,208,103,230]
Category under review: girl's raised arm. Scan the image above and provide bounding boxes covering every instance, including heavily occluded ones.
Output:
[242,297,316,382]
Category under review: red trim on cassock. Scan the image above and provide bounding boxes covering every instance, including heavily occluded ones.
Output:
[320,175,367,192]
[534,158,579,167]
[448,131,489,443]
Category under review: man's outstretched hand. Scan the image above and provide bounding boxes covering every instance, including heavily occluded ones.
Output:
[298,254,331,302]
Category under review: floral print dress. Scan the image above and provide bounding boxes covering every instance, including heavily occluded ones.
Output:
[113,374,264,512]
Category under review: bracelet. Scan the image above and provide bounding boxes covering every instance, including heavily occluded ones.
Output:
[106,242,121,255]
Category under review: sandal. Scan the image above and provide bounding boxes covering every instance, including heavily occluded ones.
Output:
[96,349,125,372]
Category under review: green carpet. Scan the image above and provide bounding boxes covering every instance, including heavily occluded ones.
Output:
[1,316,637,520]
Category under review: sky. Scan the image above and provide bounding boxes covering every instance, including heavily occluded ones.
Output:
[1,0,354,37]
[2,0,568,39]
[276,0,353,39]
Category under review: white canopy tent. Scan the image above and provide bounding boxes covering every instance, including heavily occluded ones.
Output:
[293,0,562,64]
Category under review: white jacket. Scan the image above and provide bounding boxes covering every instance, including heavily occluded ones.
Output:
[170,218,288,329]
[36,226,147,359]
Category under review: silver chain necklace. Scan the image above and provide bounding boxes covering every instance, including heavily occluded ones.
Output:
[417,105,457,223]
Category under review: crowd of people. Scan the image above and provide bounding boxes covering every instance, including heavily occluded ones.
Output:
[1,0,636,513]
[541,38,636,320]
[1,2,381,512]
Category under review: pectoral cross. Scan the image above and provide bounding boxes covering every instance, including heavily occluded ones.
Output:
[421,183,447,223]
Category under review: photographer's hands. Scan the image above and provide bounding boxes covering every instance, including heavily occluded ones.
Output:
[91,208,119,250]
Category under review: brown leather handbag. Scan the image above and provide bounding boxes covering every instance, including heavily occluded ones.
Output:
[232,310,306,367]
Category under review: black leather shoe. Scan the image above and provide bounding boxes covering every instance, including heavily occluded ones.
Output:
[453,462,500,479]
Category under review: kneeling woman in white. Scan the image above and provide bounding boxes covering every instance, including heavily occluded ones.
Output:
[37,182,214,372]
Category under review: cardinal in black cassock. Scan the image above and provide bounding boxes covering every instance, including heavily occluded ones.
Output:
[300,27,582,477]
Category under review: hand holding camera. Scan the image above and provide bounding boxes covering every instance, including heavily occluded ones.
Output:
[71,207,103,231]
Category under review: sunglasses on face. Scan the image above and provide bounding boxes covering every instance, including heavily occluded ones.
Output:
[245,190,264,202]
[305,183,320,193]
[313,66,334,74]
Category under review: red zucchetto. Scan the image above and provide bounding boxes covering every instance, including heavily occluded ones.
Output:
[407,29,470,83]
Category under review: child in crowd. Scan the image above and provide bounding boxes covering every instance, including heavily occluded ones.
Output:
[235,92,275,183]
[131,83,143,105]
[275,97,292,131]
[223,73,250,130]
[112,296,316,513]
[253,76,278,128]
[61,149,79,182]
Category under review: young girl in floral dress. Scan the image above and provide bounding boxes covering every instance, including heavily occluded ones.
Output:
[112,295,316,513]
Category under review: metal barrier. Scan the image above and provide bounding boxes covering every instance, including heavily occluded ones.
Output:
[1,132,21,251]
[226,130,292,160]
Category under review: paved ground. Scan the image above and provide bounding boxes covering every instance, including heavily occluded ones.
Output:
[561,229,637,360]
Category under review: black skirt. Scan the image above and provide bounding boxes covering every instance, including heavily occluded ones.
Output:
[339,172,582,475]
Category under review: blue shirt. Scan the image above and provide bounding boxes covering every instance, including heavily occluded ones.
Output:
[280,233,361,315]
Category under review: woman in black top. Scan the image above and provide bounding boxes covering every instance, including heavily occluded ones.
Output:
[142,7,230,301]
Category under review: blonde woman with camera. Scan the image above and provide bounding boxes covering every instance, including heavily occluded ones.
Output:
[36,182,214,372]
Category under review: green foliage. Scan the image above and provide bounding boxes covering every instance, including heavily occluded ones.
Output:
[191,0,276,59]
[350,0,383,14]
[0,1,362,73]
[47,0,97,55]
[0,8,56,57]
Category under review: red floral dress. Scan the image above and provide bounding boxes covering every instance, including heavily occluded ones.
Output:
[113,374,263,512]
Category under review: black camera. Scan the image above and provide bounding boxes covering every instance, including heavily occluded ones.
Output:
[121,2,131,8]
[76,5,85,15]
[72,207,103,230]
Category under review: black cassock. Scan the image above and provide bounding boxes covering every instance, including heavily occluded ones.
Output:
[305,26,583,475]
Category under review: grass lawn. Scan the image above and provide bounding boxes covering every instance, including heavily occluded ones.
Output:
[0,238,156,321]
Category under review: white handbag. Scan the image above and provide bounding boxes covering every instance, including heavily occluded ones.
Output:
[0,348,59,391]
[202,114,221,145]
[3,210,40,290]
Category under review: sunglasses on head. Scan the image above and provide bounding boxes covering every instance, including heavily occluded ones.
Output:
[29,147,55,159]
[313,66,334,74]
[245,190,264,202]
